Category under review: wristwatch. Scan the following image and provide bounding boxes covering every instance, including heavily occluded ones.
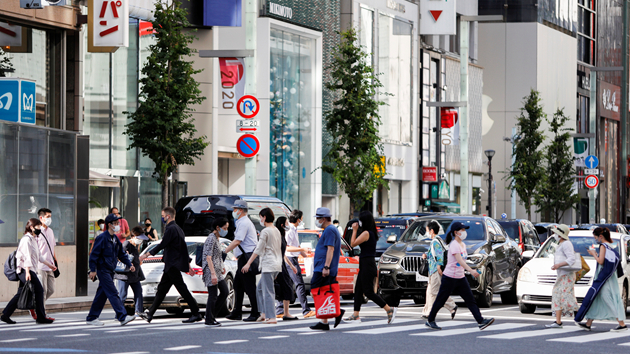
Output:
[323,266,330,270]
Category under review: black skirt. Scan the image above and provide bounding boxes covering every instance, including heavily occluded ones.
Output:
[275,262,295,302]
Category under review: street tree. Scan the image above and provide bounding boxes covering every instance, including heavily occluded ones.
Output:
[321,28,388,217]
[125,0,208,208]
[535,108,579,222]
[505,89,545,220]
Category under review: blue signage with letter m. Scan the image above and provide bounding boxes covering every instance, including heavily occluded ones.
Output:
[0,80,19,122]
[20,80,36,124]
[204,0,242,27]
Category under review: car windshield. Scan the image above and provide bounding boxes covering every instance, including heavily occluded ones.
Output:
[537,237,619,258]
[298,232,320,250]
[402,219,485,242]
[143,241,199,256]
[497,222,518,240]
[377,227,404,249]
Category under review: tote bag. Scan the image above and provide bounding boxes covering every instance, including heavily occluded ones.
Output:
[312,280,341,319]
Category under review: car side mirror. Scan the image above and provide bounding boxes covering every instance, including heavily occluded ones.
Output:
[522,250,535,260]
[387,235,397,243]
[493,234,506,243]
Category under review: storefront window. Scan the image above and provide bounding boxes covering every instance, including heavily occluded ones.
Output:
[269,28,316,212]
[83,40,111,169]
[378,15,412,143]
[360,7,374,66]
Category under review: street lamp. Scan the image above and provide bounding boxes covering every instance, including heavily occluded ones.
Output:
[485,149,496,218]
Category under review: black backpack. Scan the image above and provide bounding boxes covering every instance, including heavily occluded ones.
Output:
[195,243,204,267]
[4,250,18,281]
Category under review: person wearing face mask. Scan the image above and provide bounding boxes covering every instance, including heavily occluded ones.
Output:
[425,222,494,331]
[223,200,260,321]
[86,213,136,326]
[114,227,146,318]
[89,219,106,256]
[544,224,578,328]
[144,218,158,242]
[421,220,457,320]
[242,208,282,324]
[202,218,229,327]
[1,219,57,325]
[275,210,315,319]
[575,227,627,331]
[139,207,202,324]
[35,208,57,320]
[273,216,305,320]
[110,207,130,243]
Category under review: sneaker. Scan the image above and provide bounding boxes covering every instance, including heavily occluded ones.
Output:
[310,322,330,331]
[282,316,299,321]
[334,309,345,329]
[86,319,105,326]
[545,322,563,328]
[120,315,136,326]
[304,310,316,318]
[611,325,628,332]
[425,321,441,330]
[205,320,221,327]
[576,322,591,331]
[387,308,397,325]
[139,311,152,323]
[451,305,458,320]
[479,318,495,330]
[1,315,16,325]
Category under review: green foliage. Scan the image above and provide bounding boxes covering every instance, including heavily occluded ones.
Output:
[534,108,579,222]
[321,29,388,215]
[124,0,208,207]
[0,47,13,77]
[505,89,545,220]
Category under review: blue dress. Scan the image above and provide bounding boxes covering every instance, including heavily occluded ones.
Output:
[584,265,626,321]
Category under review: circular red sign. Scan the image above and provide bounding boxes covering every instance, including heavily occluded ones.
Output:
[585,174,599,189]
[236,95,260,119]
[236,134,260,158]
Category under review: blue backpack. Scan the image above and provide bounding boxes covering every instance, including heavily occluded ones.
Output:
[4,250,18,281]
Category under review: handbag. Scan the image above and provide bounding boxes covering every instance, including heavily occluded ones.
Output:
[575,255,591,282]
[312,278,341,319]
[238,245,260,275]
[17,280,36,310]
[559,252,583,271]
[42,234,60,278]
[115,253,134,273]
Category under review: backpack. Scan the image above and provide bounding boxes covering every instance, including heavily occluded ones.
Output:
[432,236,449,268]
[4,250,19,281]
[195,243,204,267]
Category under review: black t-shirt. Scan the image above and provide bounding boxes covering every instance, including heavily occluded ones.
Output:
[359,230,377,259]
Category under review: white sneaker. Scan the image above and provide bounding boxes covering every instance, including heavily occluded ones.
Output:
[387,308,397,325]
[545,322,563,328]
[611,325,628,332]
[86,319,104,326]
[120,315,136,326]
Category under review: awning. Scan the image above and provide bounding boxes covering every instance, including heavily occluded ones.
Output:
[89,170,120,188]
[432,201,461,211]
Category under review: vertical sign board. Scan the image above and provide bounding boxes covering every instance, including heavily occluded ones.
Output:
[419,0,456,35]
[204,0,242,26]
[0,78,36,124]
[441,107,459,146]
[88,0,129,53]
[219,58,246,111]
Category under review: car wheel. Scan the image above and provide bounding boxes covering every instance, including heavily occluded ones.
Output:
[381,292,401,307]
[500,268,519,305]
[476,269,493,308]
[341,294,354,301]
[412,295,425,305]
[519,301,536,314]
[166,308,184,315]
[217,275,235,317]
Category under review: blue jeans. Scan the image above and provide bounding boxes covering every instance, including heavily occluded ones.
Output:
[87,270,127,322]
[116,279,143,314]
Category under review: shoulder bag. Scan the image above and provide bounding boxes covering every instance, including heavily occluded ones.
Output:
[238,245,260,275]
[42,235,60,278]
[115,253,134,273]
[17,280,36,310]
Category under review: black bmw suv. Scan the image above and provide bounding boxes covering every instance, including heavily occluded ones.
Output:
[378,215,522,308]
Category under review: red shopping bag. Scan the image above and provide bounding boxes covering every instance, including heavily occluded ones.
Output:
[312,281,341,319]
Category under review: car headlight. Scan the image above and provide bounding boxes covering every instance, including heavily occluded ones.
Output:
[467,254,485,264]
[379,255,400,264]
[518,267,535,283]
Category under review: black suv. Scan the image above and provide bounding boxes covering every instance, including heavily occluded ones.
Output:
[342,216,419,263]
[496,219,541,263]
[378,215,522,308]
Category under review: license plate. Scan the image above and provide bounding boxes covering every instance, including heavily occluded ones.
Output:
[146,285,157,296]
[416,273,428,282]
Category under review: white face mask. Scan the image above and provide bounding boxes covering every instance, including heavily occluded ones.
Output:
[299,221,305,228]
[315,219,323,228]
[458,231,467,240]
[132,238,142,245]
[112,224,121,233]
[259,220,265,227]
[552,234,560,242]
[232,210,240,220]
[99,223,104,230]
[219,228,228,237]
[42,217,52,227]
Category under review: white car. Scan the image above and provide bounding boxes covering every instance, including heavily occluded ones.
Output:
[517,230,630,313]
[123,236,238,316]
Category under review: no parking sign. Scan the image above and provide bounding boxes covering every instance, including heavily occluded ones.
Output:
[236,134,260,158]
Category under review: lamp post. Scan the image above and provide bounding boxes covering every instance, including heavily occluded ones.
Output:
[485,149,496,217]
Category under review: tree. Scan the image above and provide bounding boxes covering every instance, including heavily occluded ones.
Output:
[505,89,545,220]
[125,0,208,208]
[321,29,388,218]
[534,108,580,222]
[0,47,13,77]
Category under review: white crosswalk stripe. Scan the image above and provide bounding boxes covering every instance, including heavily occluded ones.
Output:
[548,330,630,343]
[280,318,416,332]
[344,320,469,335]
[411,322,531,337]
[480,326,582,339]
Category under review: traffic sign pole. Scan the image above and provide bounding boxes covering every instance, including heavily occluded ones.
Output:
[589,71,597,223]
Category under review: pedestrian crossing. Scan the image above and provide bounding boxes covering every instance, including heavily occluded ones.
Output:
[3,313,630,347]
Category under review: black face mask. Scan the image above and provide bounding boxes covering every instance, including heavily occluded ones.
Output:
[33,229,42,236]
[145,223,151,227]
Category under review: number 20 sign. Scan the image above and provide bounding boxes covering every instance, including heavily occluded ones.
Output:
[219,58,245,110]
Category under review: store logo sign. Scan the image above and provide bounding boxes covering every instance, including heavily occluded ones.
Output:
[386,0,406,13]
[0,79,36,124]
[269,2,293,19]
[0,92,13,111]
[90,0,129,49]
[602,88,619,113]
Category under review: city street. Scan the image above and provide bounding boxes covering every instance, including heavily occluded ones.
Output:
[1,297,629,353]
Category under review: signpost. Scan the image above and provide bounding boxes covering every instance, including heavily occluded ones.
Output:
[236,134,260,158]
[585,155,599,169]
[585,175,599,189]
[236,119,259,133]
[237,95,259,118]
[422,167,438,182]
[235,95,260,160]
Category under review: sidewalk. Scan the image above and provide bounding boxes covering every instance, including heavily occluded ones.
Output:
[0,277,106,316]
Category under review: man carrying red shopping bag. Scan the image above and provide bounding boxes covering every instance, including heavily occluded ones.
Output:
[310,207,345,331]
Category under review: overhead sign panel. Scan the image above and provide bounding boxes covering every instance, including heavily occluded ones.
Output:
[420,0,456,35]
[88,0,129,52]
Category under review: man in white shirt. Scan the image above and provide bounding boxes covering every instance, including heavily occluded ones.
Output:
[36,208,57,316]
[224,200,260,322]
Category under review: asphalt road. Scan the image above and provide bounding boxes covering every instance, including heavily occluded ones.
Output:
[1,296,629,354]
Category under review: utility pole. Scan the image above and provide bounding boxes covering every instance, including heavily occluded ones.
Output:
[244,0,257,195]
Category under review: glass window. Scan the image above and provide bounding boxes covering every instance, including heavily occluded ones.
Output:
[402,219,485,242]
[378,15,412,143]
[0,124,19,244]
[269,28,316,217]
[359,7,374,66]
[376,226,404,250]
[48,131,76,244]
[82,43,110,169]
[538,237,618,258]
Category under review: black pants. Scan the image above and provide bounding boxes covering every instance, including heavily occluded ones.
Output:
[3,270,46,320]
[276,256,312,315]
[354,258,387,311]
[428,275,483,323]
[205,280,228,323]
[231,255,259,318]
[148,267,199,316]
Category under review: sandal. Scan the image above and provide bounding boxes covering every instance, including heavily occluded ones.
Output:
[387,308,397,325]
[264,319,277,324]
[344,314,361,322]
[256,316,265,322]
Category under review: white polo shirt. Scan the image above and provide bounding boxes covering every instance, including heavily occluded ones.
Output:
[233,215,258,258]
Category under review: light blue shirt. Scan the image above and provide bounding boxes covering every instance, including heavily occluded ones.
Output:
[234,215,258,258]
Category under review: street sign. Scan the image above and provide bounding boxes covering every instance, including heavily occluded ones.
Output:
[236,95,259,118]
[419,0,456,35]
[585,175,599,189]
[584,169,599,175]
[422,167,437,182]
[585,155,599,169]
[501,213,507,219]
[236,119,259,133]
[236,134,260,158]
